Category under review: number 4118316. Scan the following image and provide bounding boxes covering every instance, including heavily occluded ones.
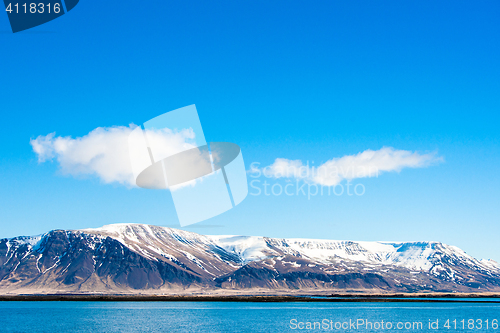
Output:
[5,3,61,14]
[444,319,498,330]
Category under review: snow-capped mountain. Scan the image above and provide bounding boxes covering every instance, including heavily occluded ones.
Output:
[0,224,499,294]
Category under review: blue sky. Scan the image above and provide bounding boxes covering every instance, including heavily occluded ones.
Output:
[1,1,499,261]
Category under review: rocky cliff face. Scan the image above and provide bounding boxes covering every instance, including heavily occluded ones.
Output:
[0,224,499,294]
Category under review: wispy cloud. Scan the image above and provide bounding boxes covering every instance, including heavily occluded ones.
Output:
[251,147,443,186]
[30,125,196,187]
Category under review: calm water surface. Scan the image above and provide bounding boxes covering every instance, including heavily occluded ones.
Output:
[1,301,499,332]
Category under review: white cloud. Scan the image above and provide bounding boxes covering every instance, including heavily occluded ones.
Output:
[252,147,443,186]
[32,127,442,190]
[30,125,197,187]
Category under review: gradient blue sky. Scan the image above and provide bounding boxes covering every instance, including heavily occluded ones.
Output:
[1,1,499,261]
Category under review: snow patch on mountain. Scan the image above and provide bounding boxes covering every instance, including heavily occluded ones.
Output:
[481,259,500,271]
[208,235,270,263]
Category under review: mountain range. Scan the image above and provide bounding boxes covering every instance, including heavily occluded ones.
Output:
[1,224,499,294]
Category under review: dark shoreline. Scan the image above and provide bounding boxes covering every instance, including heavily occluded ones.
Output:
[1,294,499,303]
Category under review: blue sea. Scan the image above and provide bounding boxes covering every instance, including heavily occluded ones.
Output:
[1,301,499,332]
